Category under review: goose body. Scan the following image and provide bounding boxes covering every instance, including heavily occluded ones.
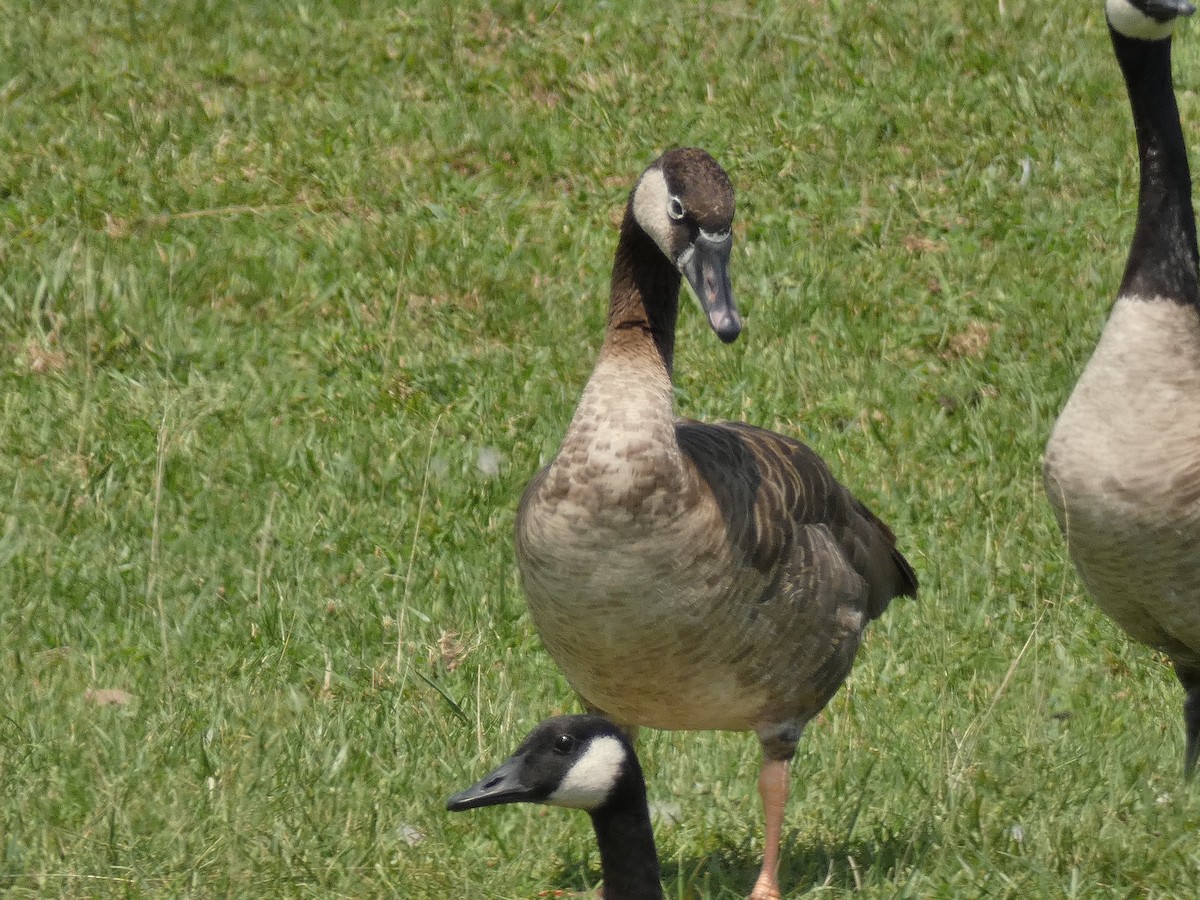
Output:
[448,715,662,900]
[515,148,917,898]
[522,419,904,733]
[1044,0,1200,772]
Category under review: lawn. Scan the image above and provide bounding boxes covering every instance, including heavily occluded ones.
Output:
[3,0,1200,897]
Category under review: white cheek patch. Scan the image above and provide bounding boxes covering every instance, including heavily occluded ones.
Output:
[631,168,674,260]
[1107,0,1179,40]
[546,735,626,811]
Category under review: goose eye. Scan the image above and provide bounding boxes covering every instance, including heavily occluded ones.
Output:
[553,734,575,754]
[667,196,685,221]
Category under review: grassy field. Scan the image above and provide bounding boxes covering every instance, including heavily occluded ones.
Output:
[3,0,1200,896]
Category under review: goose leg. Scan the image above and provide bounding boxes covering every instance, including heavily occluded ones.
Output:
[750,726,800,900]
[1175,665,1200,778]
[749,758,789,900]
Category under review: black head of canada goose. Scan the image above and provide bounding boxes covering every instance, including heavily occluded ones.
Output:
[1044,0,1200,774]
[448,715,662,900]
[513,148,918,899]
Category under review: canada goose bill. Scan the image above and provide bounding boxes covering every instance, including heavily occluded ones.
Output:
[1134,0,1196,19]
[678,228,740,343]
[447,756,535,811]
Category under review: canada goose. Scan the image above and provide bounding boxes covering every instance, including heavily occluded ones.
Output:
[514,148,918,899]
[1044,0,1200,774]
[448,715,662,900]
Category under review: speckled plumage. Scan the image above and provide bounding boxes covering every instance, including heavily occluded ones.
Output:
[519,406,910,736]
[514,148,916,898]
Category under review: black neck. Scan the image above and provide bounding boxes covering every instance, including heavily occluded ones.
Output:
[1111,24,1200,304]
[607,204,680,373]
[589,796,663,900]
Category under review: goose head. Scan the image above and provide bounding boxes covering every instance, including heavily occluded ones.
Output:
[630,148,742,344]
[1107,0,1195,40]
[447,715,641,813]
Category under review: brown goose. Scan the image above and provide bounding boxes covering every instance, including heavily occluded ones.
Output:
[1044,0,1200,774]
[514,148,918,899]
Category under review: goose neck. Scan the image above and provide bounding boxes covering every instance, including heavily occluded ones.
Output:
[604,206,680,376]
[589,797,663,900]
[1112,25,1200,303]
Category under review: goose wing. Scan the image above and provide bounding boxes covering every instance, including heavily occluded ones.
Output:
[675,420,917,621]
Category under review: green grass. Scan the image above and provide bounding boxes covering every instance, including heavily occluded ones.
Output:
[3,0,1200,896]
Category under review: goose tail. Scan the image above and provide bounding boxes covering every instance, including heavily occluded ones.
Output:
[853,498,919,610]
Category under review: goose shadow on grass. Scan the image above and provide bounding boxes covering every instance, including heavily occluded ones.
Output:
[545,826,935,896]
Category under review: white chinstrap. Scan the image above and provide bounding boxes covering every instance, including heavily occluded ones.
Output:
[546,736,626,810]
[1107,0,1181,41]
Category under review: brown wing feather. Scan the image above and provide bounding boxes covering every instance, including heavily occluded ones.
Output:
[676,419,917,621]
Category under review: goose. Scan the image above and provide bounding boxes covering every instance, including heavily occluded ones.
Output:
[1044,0,1200,774]
[448,715,662,900]
[514,147,918,899]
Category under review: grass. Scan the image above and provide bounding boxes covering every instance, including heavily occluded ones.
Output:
[3,0,1200,896]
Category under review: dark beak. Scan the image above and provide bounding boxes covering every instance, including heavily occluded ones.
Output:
[1148,0,1196,16]
[678,231,741,344]
[447,756,531,812]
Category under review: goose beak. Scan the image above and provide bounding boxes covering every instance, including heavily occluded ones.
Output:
[1145,0,1196,15]
[447,756,532,811]
[678,230,741,344]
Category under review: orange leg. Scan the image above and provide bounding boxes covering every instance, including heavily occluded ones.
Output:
[748,758,789,900]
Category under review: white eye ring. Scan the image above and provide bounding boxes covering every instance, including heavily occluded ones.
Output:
[667,195,685,221]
